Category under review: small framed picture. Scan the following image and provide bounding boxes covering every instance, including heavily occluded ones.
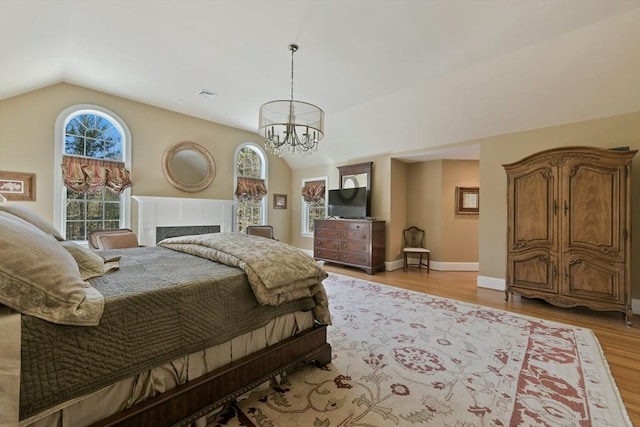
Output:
[0,171,36,201]
[273,193,287,209]
[455,187,479,215]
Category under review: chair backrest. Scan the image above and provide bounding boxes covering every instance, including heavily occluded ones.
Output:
[88,228,139,250]
[246,225,275,240]
[403,226,425,248]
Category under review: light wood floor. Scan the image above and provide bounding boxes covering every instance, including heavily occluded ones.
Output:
[323,264,640,426]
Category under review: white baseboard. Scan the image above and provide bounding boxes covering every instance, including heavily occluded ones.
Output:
[431,261,479,271]
[477,275,506,291]
[385,260,479,272]
[386,259,404,271]
[633,299,640,315]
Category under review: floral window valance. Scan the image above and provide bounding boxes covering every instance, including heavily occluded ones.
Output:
[235,177,268,202]
[302,180,326,204]
[61,155,132,195]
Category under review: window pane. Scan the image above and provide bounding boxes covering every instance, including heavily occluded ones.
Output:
[86,191,103,201]
[105,202,120,219]
[67,200,85,221]
[66,222,85,241]
[87,201,103,220]
[105,220,120,230]
[65,114,123,160]
[104,191,120,202]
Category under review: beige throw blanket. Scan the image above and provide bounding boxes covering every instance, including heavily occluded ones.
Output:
[158,233,331,325]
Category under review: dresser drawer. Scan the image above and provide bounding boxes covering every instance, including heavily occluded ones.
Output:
[315,248,339,261]
[340,231,370,241]
[346,221,370,231]
[340,241,368,253]
[339,251,371,266]
[315,238,339,250]
[315,229,340,239]
[334,221,348,230]
[314,220,334,230]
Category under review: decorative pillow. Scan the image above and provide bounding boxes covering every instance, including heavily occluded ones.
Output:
[0,211,104,326]
[59,241,120,280]
[0,205,65,241]
[96,232,139,250]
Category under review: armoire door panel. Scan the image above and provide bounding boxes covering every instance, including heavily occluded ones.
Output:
[562,256,623,303]
[509,251,558,293]
[563,163,622,257]
[509,166,556,250]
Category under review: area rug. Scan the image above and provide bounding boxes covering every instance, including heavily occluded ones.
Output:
[208,273,631,427]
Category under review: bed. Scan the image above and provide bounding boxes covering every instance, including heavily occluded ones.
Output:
[0,207,332,427]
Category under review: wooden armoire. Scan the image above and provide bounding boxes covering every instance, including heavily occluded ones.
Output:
[503,146,637,325]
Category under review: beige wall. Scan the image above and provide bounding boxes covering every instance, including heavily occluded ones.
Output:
[407,160,443,259]
[403,160,479,264]
[2,83,638,298]
[440,160,479,262]
[0,83,293,242]
[293,112,639,300]
[388,159,408,261]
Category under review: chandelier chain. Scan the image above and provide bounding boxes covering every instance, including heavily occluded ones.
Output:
[290,44,296,101]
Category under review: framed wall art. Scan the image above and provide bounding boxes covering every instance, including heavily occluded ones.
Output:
[273,193,287,209]
[455,187,479,215]
[0,171,36,201]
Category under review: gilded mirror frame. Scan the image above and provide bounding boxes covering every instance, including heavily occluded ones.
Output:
[162,141,216,192]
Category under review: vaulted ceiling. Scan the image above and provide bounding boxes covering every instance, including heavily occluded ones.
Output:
[1,1,638,169]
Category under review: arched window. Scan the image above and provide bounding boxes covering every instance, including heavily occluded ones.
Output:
[54,105,132,241]
[234,143,268,232]
[301,177,327,237]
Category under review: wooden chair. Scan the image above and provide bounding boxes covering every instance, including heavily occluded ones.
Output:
[403,226,430,273]
[246,225,277,240]
[88,228,140,250]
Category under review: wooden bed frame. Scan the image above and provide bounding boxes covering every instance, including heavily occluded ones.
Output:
[90,325,331,427]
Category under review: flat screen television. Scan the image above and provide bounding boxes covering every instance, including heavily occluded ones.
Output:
[327,187,368,219]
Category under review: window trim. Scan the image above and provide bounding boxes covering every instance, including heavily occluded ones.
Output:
[54,104,132,240]
[233,142,268,229]
[301,176,328,238]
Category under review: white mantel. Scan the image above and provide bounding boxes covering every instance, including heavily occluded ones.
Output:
[133,196,235,246]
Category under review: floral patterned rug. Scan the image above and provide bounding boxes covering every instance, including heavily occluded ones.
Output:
[207,273,631,427]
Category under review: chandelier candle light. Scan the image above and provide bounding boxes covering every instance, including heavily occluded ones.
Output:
[259,44,324,156]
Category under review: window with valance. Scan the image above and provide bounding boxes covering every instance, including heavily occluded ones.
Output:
[234,144,268,232]
[56,108,131,241]
[301,177,327,236]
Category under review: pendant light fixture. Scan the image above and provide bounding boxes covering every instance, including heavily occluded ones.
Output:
[259,44,324,156]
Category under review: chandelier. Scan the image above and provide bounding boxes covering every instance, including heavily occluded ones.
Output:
[259,44,324,156]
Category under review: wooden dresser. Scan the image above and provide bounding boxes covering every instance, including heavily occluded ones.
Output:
[314,219,385,274]
[503,146,636,325]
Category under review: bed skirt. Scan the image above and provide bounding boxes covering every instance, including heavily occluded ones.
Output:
[5,310,314,427]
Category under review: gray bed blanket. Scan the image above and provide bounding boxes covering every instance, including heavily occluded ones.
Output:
[158,232,331,325]
[20,246,316,420]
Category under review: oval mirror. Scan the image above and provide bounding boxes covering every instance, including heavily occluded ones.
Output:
[162,141,216,192]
